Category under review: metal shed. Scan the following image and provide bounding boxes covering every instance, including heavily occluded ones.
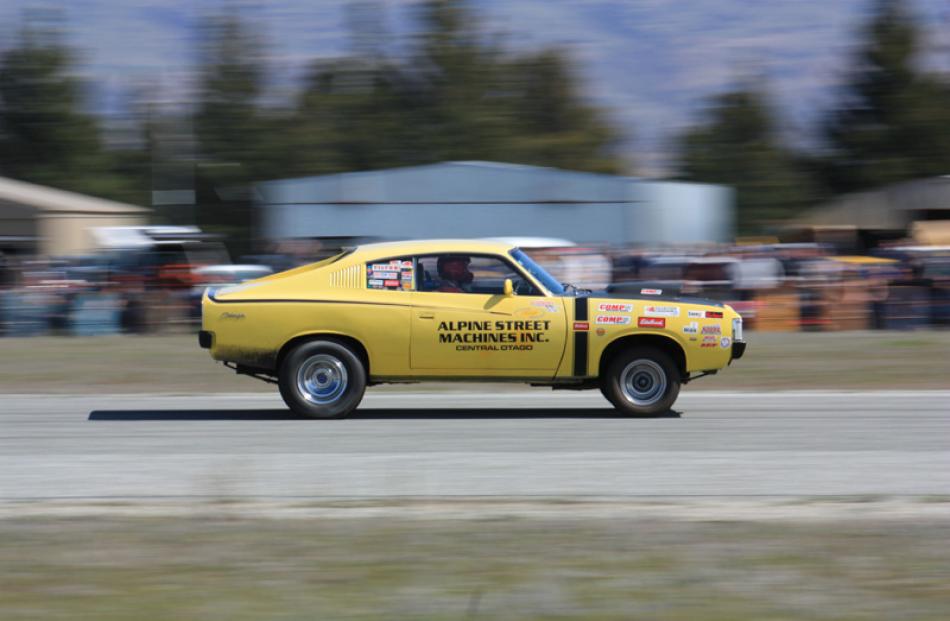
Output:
[257,161,733,246]
[793,175,950,231]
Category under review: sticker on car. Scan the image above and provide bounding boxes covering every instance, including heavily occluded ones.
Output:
[595,315,631,325]
[596,303,633,313]
[643,305,680,318]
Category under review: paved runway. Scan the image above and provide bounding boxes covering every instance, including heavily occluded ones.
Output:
[2,391,949,501]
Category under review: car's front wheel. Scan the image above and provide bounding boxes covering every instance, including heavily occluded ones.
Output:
[278,340,366,419]
[601,347,680,416]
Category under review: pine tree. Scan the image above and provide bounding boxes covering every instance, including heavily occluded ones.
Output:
[193,12,268,176]
[821,0,950,192]
[192,12,270,253]
[0,26,133,200]
[676,86,814,234]
[505,50,621,174]
[291,0,625,175]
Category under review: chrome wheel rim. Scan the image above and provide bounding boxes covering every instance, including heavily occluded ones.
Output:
[619,359,667,406]
[296,354,348,404]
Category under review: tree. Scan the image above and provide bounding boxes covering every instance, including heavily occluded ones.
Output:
[407,0,622,172]
[192,12,271,253]
[291,59,416,174]
[821,0,950,192]
[676,86,814,234]
[0,25,135,201]
[504,50,621,173]
[291,0,625,176]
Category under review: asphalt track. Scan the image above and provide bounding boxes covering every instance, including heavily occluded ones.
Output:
[1,391,949,501]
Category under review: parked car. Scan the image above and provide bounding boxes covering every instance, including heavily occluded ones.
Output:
[187,264,274,318]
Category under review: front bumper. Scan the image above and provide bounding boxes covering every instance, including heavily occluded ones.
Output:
[731,341,746,360]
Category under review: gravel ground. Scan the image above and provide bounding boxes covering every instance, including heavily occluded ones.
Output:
[3,391,949,501]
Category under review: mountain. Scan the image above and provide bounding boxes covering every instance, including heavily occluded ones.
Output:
[2,0,948,174]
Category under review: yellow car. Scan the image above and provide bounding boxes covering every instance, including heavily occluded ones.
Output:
[199,239,746,418]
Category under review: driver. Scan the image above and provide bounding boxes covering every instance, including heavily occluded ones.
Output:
[436,255,474,293]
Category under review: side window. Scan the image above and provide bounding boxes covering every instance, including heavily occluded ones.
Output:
[417,254,540,296]
[366,257,415,291]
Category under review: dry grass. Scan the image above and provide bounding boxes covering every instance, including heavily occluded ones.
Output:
[1,515,949,620]
[695,330,950,391]
[1,331,948,393]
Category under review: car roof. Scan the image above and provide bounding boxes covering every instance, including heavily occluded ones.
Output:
[195,264,273,274]
[483,236,576,248]
[350,239,517,261]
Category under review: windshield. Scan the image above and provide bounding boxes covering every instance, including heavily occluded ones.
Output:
[509,248,565,295]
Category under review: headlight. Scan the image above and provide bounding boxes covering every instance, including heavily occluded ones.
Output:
[732,317,744,342]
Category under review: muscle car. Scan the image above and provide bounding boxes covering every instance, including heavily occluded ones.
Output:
[199,239,746,418]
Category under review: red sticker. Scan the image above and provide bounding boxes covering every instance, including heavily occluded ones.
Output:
[384,279,399,287]
[705,311,723,319]
[597,303,632,312]
[637,317,665,328]
[573,321,589,331]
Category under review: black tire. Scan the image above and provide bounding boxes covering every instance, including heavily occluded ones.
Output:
[600,346,680,416]
[278,339,367,419]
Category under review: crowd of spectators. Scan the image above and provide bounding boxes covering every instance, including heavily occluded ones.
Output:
[598,243,950,332]
[1,240,948,337]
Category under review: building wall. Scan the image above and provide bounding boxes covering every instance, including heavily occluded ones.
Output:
[263,162,634,205]
[264,201,641,245]
[37,213,147,256]
[635,181,735,245]
[0,201,39,252]
[258,163,733,246]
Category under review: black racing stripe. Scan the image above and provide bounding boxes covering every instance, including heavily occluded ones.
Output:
[573,332,588,376]
[572,296,589,376]
[574,296,588,321]
[209,292,408,308]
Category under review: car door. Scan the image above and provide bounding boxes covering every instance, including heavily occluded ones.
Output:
[410,253,567,375]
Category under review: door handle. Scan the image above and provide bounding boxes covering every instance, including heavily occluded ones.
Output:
[418,312,435,319]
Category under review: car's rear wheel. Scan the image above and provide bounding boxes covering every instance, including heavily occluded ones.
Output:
[601,347,680,416]
[278,340,366,419]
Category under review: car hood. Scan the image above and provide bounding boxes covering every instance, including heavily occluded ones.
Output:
[583,291,725,308]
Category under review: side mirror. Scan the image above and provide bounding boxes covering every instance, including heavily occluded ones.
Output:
[503,278,514,296]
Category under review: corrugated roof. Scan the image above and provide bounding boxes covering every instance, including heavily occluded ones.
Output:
[793,175,950,229]
[0,176,149,214]
[792,191,906,228]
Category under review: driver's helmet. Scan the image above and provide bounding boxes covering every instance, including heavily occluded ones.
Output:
[437,255,474,284]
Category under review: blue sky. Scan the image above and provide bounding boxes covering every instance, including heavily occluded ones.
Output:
[2,0,948,174]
